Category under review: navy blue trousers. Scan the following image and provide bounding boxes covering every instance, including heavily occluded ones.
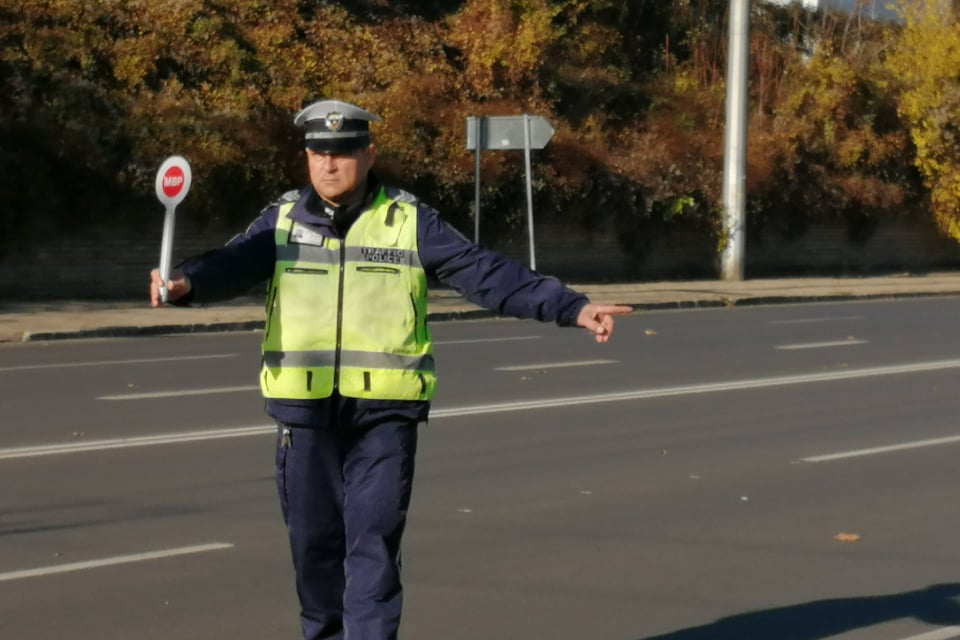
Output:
[275,419,418,640]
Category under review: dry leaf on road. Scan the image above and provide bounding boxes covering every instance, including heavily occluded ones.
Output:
[834,532,861,542]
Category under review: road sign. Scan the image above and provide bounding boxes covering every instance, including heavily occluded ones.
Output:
[154,156,192,303]
[466,115,554,270]
[466,115,555,151]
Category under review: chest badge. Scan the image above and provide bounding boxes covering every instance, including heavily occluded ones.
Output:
[290,223,328,247]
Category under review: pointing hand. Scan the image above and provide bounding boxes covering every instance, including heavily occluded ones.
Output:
[576,303,633,343]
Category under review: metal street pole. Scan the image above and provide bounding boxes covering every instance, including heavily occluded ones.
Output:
[720,0,750,281]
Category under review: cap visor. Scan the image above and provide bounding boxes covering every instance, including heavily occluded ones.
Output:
[305,137,370,154]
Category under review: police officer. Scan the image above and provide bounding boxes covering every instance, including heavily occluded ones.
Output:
[149,99,631,640]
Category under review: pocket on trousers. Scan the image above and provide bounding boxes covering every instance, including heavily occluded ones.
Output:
[275,424,290,522]
[275,435,287,468]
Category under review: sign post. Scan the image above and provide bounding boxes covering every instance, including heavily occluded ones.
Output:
[470,117,484,243]
[154,155,192,303]
[522,115,537,270]
[466,115,554,269]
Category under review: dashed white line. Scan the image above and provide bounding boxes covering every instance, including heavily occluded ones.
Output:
[0,543,234,583]
[0,353,237,372]
[769,315,865,325]
[98,385,258,400]
[775,339,869,350]
[495,359,618,371]
[434,335,541,346]
[801,434,960,463]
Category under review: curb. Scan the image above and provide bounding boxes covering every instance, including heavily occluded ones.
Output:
[22,320,267,343]
[19,309,504,343]
[727,290,956,307]
[15,290,960,342]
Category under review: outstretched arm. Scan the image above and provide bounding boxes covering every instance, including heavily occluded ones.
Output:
[416,202,633,339]
[418,205,588,326]
[147,203,280,307]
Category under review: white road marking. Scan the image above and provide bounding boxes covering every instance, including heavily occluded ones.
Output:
[10,357,960,461]
[775,339,869,350]
[0,543,234,583]
[895,627,960,640]
[495,359,618,371]
[434,357,960,418]
[0,353,237,373]
[98,385,257,400]
[801,434,960,463]
[769,315,864,325]
[434,335,541,346]
[0,426,272,460]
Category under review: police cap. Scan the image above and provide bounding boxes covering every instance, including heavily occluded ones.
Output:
[293,99,382,154]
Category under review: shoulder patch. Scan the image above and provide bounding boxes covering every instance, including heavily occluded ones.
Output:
[385,187,418,205]
[279,189,301,203]
[259,188,302,214]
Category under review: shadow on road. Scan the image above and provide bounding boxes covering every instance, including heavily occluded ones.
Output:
[637,583,960,640]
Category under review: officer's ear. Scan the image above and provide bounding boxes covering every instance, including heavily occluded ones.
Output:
[362,143,377,168]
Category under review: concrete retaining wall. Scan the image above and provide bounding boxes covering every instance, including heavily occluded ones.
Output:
[3,213,960,300]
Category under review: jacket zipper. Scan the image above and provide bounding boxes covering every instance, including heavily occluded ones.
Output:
[333,241,346,393]
[410,293,421,344]
[264,285,278,340]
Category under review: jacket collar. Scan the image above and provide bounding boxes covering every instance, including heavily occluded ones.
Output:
[287,173,382,230]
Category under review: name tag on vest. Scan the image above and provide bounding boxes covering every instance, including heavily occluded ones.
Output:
[290,223,328,247]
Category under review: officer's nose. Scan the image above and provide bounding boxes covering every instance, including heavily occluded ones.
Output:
[316,154,336,171]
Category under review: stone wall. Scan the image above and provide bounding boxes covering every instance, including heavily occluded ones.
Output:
[2,212,960,300]
[485,215,960,282]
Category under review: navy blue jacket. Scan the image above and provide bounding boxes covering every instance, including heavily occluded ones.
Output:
[179,175,589,428]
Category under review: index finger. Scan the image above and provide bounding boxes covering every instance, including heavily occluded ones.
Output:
[596,304,633,316]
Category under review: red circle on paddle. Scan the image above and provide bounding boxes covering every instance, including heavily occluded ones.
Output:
[161,166,186,198]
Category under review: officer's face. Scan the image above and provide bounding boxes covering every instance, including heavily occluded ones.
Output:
[307,145,377,205]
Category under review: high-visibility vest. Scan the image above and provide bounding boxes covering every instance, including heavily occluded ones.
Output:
[260,188,436,401]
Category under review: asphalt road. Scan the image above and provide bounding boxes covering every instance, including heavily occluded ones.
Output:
[4,297,960,639]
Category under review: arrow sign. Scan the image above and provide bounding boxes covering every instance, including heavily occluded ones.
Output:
[465,115,554,270]
[154,155,192,303]
[466,115,555,151]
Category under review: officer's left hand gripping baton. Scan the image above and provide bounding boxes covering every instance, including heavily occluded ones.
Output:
[154,156,192,303]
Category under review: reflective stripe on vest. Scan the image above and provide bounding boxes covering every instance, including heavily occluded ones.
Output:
[259,190,436,401]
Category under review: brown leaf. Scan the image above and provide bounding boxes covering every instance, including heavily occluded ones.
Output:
[834,532,861,542]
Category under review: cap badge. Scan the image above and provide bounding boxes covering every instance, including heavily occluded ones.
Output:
[325,112,344,131]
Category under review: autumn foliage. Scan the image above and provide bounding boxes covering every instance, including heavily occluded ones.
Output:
[0,0,956,260]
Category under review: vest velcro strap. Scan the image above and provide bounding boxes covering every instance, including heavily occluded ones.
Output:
[340,350,435,372]
[276,243,339,265]
[276,244,421,268]
[263,350,433,372]
[263,350,337,369]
